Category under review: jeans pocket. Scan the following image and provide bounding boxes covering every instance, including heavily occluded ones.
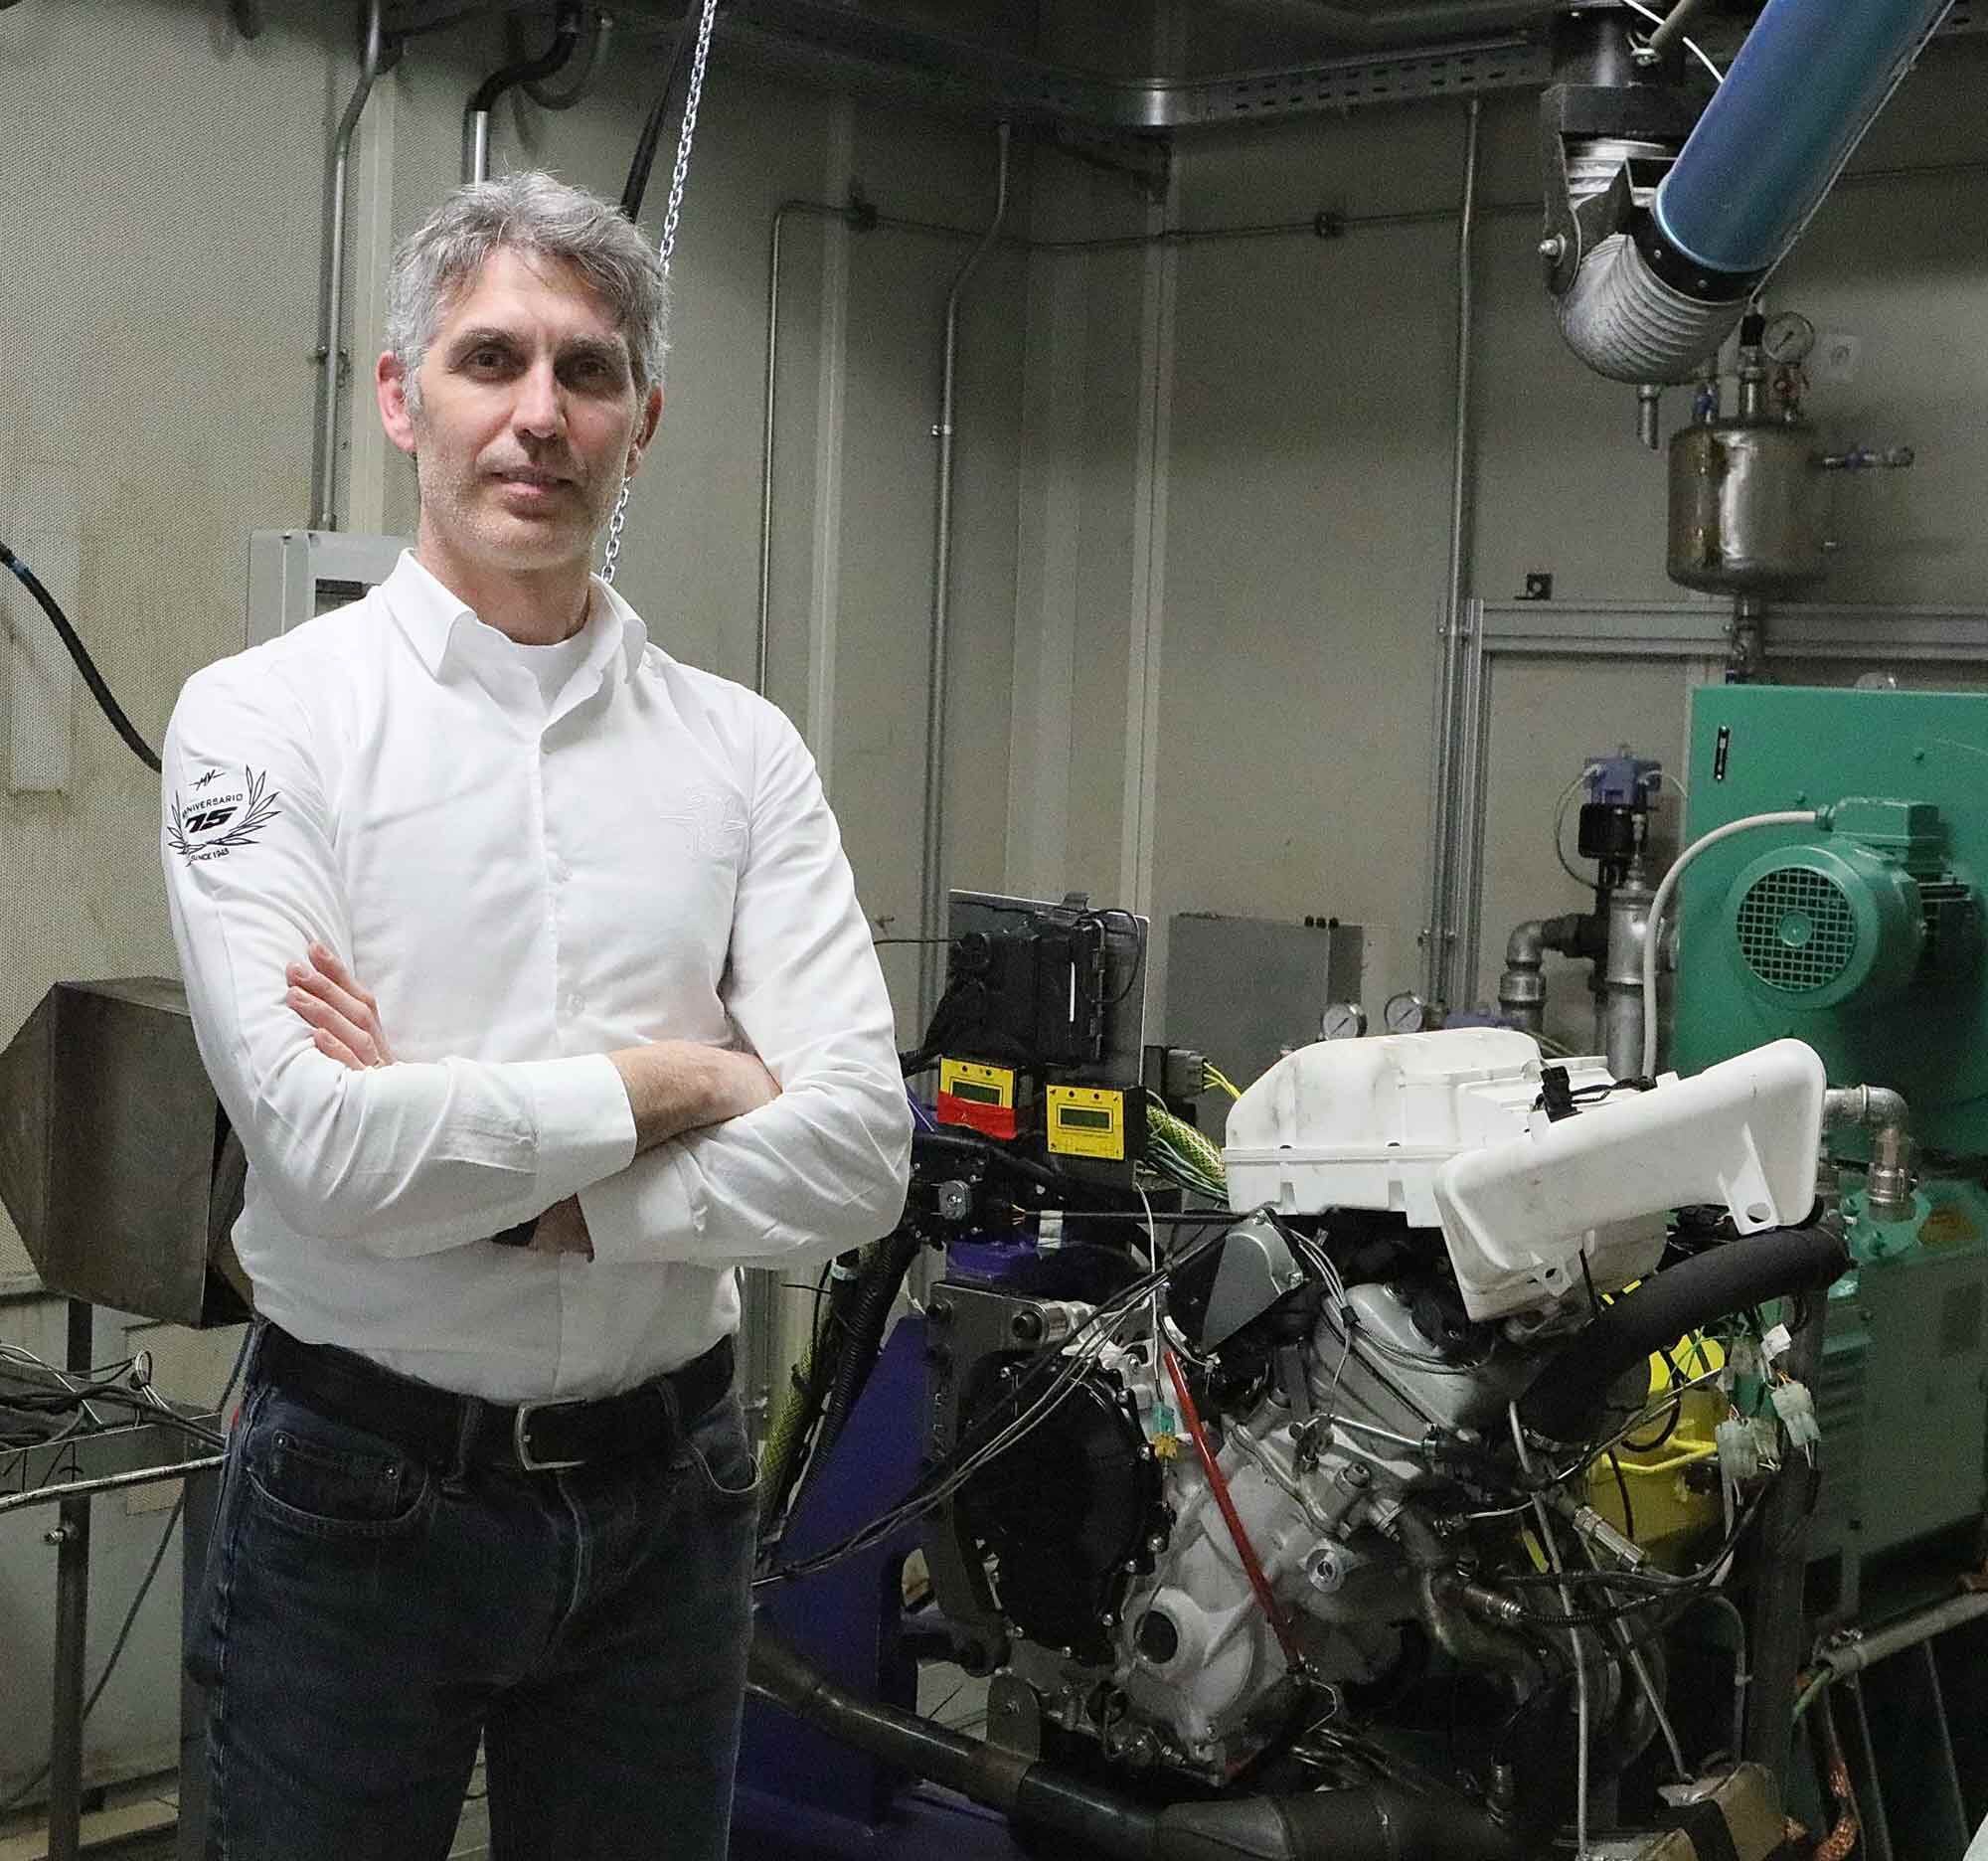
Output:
[244,1396,434,1540]
[678,1396,760,1513]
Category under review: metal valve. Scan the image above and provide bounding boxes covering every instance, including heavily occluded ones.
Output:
[1819,444,1914,471]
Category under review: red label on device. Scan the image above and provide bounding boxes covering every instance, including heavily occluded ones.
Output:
[936,1092,1018,1140]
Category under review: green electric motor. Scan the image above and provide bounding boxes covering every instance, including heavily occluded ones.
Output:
[1676,688,1988,1157]
[1725,799,1978,1010]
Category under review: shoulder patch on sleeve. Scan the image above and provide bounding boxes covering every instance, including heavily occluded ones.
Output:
[167,764,283,864]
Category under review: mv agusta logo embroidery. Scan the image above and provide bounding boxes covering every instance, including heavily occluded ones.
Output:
[168,766,282,863]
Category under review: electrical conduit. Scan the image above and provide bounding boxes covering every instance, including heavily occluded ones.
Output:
[1425,98,1483,1008]
[461,3,584,184]
[313,0,390,531]
[1639,810,1821,1078]
[917,122,1011,1023]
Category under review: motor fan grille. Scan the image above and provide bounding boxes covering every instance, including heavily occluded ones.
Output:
[1735,865,1859,994]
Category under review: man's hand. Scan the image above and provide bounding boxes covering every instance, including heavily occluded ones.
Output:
[286,940,396,1069]
[285,938,780,1173]
[286,945,591,1259]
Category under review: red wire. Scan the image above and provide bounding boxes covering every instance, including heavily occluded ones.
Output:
[1163,1348,1307,1676]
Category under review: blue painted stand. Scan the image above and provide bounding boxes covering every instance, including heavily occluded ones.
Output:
[734,1315,1029,1861]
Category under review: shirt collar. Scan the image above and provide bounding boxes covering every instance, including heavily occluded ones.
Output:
[381,550,649,683]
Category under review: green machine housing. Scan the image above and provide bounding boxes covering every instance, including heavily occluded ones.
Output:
[1676,684,1988,1610]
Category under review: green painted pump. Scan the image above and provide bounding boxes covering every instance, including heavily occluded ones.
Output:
[1675,685,1988,1603]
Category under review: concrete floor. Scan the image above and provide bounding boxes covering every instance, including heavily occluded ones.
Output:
[2,1665,990,1861]
[0,1765,491,1861]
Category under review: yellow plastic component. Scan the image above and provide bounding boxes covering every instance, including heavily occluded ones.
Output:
[1586,1336,1726,1566]
[1046,1085,1127,1159]
[939,1059,1015,1108]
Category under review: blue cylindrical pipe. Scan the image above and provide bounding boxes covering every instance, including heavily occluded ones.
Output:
[1654,0,1952,275]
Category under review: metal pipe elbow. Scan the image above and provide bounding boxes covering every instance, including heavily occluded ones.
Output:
[1419,1573,1550,1695]
[1553,231,1747,385]
[1500,922,1548,1033]
[1506,920,1547,968]
[1823,1084,1913,1221]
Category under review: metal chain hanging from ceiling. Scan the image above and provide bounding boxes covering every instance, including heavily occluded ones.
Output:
[603,0,721,587]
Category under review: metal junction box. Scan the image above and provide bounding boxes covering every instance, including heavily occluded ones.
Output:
[0,978,247,1326]
[1165,913,1366,1097]
[246,529,405,648]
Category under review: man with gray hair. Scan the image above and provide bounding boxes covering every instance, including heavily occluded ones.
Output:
[162,170,910,1858]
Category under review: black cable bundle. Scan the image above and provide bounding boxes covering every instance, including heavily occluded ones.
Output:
[619,4,704,222]
[0,542,160,772]
[811,1227,923,1475]
[468,2,584,122]
[758,1227,925,1550]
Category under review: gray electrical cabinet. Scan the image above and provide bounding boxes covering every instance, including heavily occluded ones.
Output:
[1165,913,1367,1097]
[246,529,406,647]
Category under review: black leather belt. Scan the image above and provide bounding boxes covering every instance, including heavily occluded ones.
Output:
[254,1323,735,1474]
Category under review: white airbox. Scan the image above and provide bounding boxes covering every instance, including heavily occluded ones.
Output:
[1224,1030,1824,1320]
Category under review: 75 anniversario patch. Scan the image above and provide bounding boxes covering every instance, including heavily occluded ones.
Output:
[167,765,282,864]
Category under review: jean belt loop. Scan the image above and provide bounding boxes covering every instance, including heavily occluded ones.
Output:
[451,1395,481,1484]
[236,1317,270,1409]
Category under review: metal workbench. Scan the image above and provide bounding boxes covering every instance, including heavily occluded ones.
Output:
[2,1301,225,1861]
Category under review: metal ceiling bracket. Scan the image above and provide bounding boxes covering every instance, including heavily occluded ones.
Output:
[1043,122,1172,201]
[715,0,1550,130]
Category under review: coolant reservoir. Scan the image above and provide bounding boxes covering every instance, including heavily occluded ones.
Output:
[1668,417,1828,593]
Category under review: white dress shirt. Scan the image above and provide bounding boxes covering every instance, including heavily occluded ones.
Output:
[162,552,911,1402]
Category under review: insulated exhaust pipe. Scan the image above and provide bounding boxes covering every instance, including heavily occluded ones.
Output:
[747,1628,1524,1860]
[1550,0,1953,382]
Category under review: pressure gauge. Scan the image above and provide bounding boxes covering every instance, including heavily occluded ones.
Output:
[1383,991,1432,1035]
[1761,311,1816,366]
[1320,1001,1367,1041]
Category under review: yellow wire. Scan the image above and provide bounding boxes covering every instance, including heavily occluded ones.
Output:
[1202,1062,1242,1100]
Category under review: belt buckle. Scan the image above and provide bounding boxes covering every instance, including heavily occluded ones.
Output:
[513,1399,586,1472]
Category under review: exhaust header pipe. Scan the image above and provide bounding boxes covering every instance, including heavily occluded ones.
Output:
[747,1627,1524,1859]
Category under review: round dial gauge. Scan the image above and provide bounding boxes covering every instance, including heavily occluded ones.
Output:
[1761,311,1816,366]
[1383,991,1431,1035]
[1320,1001,1367,1041]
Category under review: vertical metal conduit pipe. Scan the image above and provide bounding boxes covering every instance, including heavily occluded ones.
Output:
[754,205,794,697]
[313,0,388,532]
[918,122,1011,1022]
[1424,98,1482,1007]
[757,202,986,703]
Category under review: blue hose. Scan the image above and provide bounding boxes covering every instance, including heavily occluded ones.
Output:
[1654,0,1953,276]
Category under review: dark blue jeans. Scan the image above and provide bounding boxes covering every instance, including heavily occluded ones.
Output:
[188,1353,757,1860]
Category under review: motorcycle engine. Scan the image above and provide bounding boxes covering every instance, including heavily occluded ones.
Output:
[924,1218,1572,1779]
[917,1029,1827,1793]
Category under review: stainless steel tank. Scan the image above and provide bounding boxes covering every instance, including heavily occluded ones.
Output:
[1667,417,1828,593]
